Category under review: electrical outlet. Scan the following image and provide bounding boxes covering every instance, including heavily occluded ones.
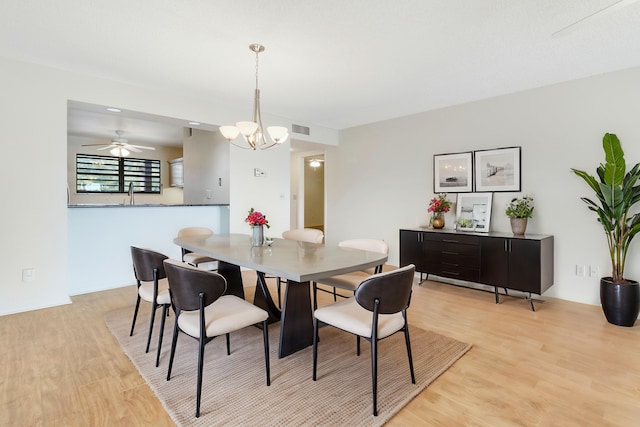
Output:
[576,265,586,277]
[589,266,600,278]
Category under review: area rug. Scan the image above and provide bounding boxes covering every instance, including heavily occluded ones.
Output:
[105,306,471,426]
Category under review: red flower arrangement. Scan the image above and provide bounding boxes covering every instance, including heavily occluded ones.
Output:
[245,208,270,228]
[428,193,451,213]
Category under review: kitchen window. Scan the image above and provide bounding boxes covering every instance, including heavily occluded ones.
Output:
[76,154,161,193]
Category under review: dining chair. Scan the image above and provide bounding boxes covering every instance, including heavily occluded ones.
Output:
[163,259,270,418]
[129,246,171,367]
[312,238,389,310]
[177,227,218,270]
[277,228,325,307]
[313,264,416,416]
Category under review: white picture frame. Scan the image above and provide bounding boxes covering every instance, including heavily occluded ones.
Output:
[474,146,521,192]
[433,151,473,193]
[455,192,493,233]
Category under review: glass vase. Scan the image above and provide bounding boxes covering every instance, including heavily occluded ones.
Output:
[432,212,445,229]
[251,225,264,246]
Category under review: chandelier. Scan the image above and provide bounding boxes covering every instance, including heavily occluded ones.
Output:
[219,44,289,150]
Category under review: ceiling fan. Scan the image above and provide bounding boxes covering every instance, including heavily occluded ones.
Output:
[81,130,156,157]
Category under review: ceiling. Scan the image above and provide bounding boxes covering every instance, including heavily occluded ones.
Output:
[5,1,640,137]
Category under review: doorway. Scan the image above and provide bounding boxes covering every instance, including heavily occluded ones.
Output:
[303,155,324,232]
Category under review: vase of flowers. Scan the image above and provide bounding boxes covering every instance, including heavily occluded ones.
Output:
[246,208,270,246]
[505,194,534,235]
[428,193,452,229]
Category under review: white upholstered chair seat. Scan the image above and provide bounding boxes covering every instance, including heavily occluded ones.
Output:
[177,227,218,270]
[282,228,325,244]
[138,278,171,305]
[314,297,405,339]
[316,270,370,292]
[183,252,218,267]
[313,238,389,308]
[178,295,269,338]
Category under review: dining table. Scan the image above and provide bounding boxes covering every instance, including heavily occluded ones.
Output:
[173,233,389,358]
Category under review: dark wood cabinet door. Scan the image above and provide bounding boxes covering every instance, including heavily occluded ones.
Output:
[480,238,509,287]
[399,230,428,272]
[508,239,542,293]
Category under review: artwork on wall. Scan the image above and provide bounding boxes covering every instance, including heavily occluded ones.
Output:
[433,151,473,193]
[473,147,521,192]
[456,192,493,233]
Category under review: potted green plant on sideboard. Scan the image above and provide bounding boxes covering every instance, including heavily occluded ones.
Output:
[505,194,534,236]
[571,133,640,326]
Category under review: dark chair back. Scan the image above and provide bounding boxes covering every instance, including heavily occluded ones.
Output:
[355,264,415,314]
[163,259,227,312]
[131,246,168,282]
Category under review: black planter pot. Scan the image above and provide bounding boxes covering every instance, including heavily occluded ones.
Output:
[600,278,640,327]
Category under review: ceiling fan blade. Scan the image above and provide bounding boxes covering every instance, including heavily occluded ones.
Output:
[128,144,156,150]
[126,146,142,153]
[81,143,110,147]
[96,145,115,151]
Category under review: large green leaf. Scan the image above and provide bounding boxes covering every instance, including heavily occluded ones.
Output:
[602,133,625,186]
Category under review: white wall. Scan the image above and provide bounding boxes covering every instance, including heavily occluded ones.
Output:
[0,56,338,316]
[2,52,639,314]
[68,206,229,295]
[183,128,230,204]
[327,66,640,306]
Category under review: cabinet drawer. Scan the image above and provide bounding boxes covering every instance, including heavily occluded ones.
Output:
[422,232,480,246]
[428,265,480,282]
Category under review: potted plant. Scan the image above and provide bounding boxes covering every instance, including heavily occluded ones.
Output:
[571,133,640,326]
[505,194,534,235]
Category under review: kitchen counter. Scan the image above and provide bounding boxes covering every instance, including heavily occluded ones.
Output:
[68,203,229,208]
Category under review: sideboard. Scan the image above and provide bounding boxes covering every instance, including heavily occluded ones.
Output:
[399,228,554,310]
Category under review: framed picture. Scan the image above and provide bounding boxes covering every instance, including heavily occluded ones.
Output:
[474,147,521,192]
[456,192,493,233]
[433,151,473,193]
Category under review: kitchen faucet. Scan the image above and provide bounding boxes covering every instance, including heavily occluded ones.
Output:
[128,182,134,205]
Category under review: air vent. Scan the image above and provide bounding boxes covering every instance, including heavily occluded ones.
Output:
[291,124,310,135]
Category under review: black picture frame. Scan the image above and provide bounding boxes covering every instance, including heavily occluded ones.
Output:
[433,151,473,193]
[474,147,521,192]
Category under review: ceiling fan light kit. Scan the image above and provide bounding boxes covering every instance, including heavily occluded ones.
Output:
[81,129,156,157]
[220,43,289,150]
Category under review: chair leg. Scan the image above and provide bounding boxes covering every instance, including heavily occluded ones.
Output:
[145,301,158,353]
[262,320,271,386]
[196,333,205,418]
[371,337,378,416]
[277,278,282,308]
[129,295,141,336]
[312,317,319,381]
[357,335,361,356]
[312,282,318,311]
[226,333,231,355]
[333,287,337,302]
[404,326,416,384]
[166,321,179,381]
[155,304,168,367]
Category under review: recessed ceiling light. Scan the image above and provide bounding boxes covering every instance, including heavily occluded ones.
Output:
[189,121,201,126]
[106,107,121,113]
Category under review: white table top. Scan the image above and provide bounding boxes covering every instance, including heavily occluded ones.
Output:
[174,233,388,283]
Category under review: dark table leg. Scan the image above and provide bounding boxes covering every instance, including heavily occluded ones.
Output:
[277,279,314,358]
[217,261,245,300]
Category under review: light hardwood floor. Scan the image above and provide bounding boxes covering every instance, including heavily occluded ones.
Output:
[2,272,639,426]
